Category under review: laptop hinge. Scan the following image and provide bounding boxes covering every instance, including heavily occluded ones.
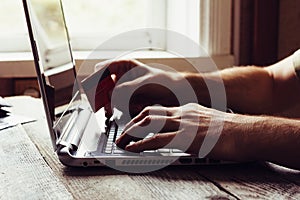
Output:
[56,107,92,152]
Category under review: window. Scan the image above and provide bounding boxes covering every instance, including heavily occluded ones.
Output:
[0,0,232,58]
[0,0,30,52]
[63,0,166,51]
[0,0,166,52]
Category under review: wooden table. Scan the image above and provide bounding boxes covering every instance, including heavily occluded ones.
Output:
[1,96,299,200]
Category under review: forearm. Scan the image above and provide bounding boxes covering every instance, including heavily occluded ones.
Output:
[232,115,300,170]
[184,66,275,114]
[183,54,300,114]
[185,64,300,114]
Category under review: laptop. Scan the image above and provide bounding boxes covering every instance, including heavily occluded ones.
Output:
[22,0,229,172]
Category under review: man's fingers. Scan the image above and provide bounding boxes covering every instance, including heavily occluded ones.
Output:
[115,115,180,149]
[125,132,177,153]
[123,106,175,132]
[95,60,134,75]
[116,115,161,149]
[95,59,145,78]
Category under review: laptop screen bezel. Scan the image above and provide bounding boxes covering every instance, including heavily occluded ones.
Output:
[22,0,81,151]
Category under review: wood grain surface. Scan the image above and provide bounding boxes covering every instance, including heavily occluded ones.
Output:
[2,96,300,200]
[0,125,72,199]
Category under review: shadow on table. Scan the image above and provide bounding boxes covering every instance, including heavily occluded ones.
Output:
[62,161,300,185]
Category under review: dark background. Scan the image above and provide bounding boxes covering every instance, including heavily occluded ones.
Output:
[233,0,300,66]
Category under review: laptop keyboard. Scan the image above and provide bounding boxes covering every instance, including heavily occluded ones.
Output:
[104,121,183,155]
[104,122,124,154]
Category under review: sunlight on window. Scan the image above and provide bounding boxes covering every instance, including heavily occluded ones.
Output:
[29,0,149,41]
[0,0,27,36]
[63,0,148,38]
[0,0,156,51]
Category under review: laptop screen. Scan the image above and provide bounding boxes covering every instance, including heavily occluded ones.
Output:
[23,0,84,150]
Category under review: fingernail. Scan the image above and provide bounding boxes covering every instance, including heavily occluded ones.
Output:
[125,145,134,151]
[125,145,131,150]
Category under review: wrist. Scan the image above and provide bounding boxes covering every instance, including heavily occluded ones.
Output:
[182,72,211,106]
[209,113,263,162]
[231,114,268,161]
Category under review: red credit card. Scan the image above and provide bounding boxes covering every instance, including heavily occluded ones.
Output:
[81,68,115,112]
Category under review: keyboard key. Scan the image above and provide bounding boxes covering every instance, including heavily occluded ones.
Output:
[105,148,112,154]
[113,148,125,154]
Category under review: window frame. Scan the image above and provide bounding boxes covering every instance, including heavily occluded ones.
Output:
[0,0,234,78]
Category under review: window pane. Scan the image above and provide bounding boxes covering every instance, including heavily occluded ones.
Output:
[30,0,151,43]
[63,0,149,37]
[0,0,29,51]
[62,0,165,50]
[0,0,27,35]
[0,0,165,52]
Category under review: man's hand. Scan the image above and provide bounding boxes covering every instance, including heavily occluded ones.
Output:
[116,103,237,159]
[96,59,196,118]
[97,58,300,170]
